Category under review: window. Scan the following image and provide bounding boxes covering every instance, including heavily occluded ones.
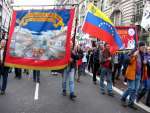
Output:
[135,0,144,22]
[110,10,122,25]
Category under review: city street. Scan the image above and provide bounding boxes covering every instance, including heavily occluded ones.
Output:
[0,0,150,113]
[0,71,148,113]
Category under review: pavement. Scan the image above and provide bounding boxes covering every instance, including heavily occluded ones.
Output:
[0,71,149,113]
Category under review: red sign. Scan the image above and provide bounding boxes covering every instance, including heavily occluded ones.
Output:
[116,26,138,49]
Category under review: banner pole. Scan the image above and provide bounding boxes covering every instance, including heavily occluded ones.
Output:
[72,4,79,49]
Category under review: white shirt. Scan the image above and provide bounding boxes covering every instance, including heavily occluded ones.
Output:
[82,52,87,63]
[0,49,4,62]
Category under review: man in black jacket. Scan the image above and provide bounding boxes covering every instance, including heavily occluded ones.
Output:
[0,39,9,95]
[92,47,100,84]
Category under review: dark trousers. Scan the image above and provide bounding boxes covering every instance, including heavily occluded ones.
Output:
[146,90,150,106]
[112,64,119,85]
[88,61,93,72]
[15,68,22,79]
[93,62,100,82]
[0,66,9,92]
[33,70,40,82]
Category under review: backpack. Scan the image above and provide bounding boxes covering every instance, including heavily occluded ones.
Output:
[93,49,100,63]
[123,54,131,66]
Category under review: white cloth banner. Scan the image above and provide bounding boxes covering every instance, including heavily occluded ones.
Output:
[141,2,150,32]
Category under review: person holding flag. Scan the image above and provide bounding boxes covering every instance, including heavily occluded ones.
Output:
[81,3,123,95]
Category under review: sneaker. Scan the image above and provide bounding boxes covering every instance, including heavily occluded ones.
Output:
[136,98,140,103]
[62,90,66,96]
[37,81,40,83]
[70,94,77,100]
[101,92,105,95]
[0,91,5,95]
[108,93,114,97]
[123,82,127,85]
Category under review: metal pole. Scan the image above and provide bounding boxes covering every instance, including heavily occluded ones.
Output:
[72,4,80,49]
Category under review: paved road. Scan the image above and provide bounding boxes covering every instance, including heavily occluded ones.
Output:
[0,71,148,113]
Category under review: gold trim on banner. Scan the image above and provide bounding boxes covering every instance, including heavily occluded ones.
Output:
[4,63,68,70]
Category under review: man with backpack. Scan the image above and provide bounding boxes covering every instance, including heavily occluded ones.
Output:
[121,42,146,109]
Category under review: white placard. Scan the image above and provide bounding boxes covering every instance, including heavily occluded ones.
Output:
[141,2,150,32]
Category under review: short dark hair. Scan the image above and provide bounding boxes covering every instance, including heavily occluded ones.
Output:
[138,41,146,47]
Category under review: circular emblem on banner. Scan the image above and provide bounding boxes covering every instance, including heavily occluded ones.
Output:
[127,39,135,49]
[128,28,135,36]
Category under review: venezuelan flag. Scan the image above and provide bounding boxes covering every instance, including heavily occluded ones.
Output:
[82,3,123,52]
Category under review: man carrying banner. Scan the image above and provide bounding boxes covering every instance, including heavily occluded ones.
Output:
[62,48,79,100]
[82,3,123,96]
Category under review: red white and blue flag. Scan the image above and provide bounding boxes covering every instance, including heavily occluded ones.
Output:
[82,3,123,53]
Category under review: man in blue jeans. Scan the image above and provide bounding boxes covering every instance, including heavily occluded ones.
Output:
[121,42,146,109]
[100,43,114,96]
[62,48,79,100]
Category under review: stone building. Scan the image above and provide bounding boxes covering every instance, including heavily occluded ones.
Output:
[0,0,13,38]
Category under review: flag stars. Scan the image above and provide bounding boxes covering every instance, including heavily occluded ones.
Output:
[98,22,115,37]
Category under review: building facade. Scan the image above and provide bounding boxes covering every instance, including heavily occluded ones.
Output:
[0,0,13,38]
[99,0,138,26]
[98,0,150,44]
[51,0,150,44]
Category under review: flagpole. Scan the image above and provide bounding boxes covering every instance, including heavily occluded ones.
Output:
[72,3,80,49]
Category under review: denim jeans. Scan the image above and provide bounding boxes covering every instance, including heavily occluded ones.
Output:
[100,67,113,94]
[121,75,141,105]
[62,67,75,95]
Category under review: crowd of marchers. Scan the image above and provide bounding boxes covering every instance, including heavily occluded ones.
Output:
[0,39,150,109]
